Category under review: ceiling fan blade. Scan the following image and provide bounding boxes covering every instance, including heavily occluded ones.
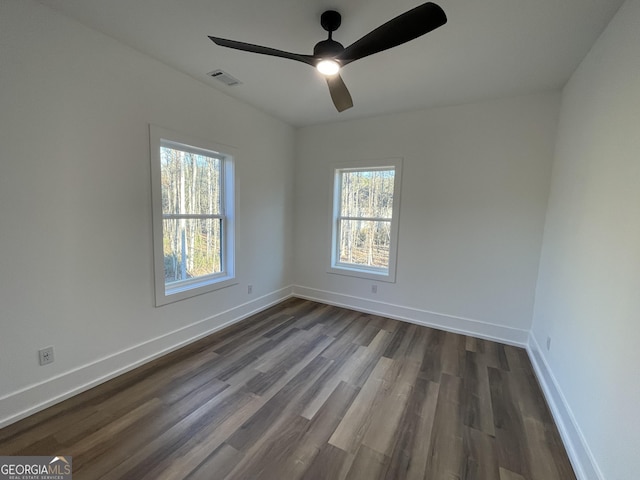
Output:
[337,2,446,65]
[326,74,353,112]
[209,36,316,67]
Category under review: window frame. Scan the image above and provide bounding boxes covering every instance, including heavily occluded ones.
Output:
[149,125,236,306]
[328,158,403,283]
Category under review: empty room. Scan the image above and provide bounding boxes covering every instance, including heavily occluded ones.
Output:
[0,0,638,479]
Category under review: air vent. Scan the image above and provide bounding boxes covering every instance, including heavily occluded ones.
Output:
[207,69,242,86]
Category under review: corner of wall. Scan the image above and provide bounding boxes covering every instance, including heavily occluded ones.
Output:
[526,333,604,480]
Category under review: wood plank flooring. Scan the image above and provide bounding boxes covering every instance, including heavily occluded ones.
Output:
[0,298,576,480]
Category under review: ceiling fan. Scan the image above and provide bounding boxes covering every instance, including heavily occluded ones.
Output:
[208,2,447,112]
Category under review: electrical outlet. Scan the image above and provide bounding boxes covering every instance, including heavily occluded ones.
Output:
[247,284,253,294]
[546,336,551,351]
[371,284,378,294]
[39,346,55,366]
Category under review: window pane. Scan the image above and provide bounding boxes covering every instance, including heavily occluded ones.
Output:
[161,147,222,215]
[338,219,391,269]
[340,169,394,219]
[163,218,222,284]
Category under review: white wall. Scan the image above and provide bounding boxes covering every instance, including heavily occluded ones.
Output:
[530,1,640,479]
[294,93,560,344]
[0,0,295,426]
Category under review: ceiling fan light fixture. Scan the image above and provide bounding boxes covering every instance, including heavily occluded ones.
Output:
[209,2,447,111]
[317,59,340,76]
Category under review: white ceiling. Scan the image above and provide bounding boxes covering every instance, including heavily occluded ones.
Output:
[37,0,623,127]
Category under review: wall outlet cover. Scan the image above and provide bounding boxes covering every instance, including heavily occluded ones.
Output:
[39,346,55,365]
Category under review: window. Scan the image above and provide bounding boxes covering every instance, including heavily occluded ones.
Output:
[150,125,236,305]
[330,159,402,282]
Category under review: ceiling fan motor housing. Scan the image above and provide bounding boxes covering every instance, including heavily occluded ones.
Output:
[314,39,344,57]
[316,11,344,57]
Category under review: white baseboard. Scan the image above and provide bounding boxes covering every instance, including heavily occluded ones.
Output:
[0,286,294,429]
[292,285,529,346]
[526,333,604,480]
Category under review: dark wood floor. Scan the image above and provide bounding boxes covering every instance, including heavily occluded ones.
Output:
[0,298,575,480]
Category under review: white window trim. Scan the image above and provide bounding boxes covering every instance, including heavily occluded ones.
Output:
[149,125,237,306]
[328,158,403,283]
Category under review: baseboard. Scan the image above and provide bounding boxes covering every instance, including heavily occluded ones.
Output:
[292,285,529,346]
[526,334,604,480]
[0,286,294,429]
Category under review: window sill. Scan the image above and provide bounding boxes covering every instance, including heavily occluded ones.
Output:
[327,265,396,283]
[156,276,237,306]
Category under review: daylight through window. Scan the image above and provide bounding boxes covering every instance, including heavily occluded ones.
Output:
[150,126,235,305]
[160,142,224,284]
[331,160,402,282]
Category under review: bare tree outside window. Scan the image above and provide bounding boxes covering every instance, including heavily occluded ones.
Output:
[337,168,395,270]
[160,145,224,285]
[150,125,236,306]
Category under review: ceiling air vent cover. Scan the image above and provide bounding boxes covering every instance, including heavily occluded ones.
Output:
[207,69,242,86]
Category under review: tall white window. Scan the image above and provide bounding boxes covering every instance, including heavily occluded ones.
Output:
[150,126,235,305]
[330,159,402,282]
